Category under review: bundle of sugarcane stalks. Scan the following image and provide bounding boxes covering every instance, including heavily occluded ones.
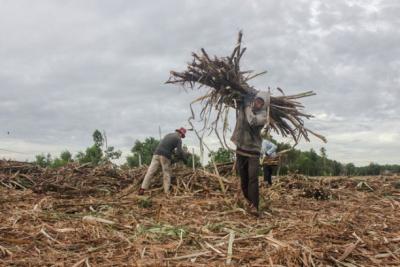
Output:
[167,31,326,144]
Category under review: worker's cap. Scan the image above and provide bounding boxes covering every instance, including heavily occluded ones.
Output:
[176,127,187,138]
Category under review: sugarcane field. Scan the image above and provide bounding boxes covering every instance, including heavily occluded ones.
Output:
[1,160,400,266]
[1,1,400,267]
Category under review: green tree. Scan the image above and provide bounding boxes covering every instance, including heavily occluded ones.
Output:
[76,145,103,165]
[208,147,234,164]
[76,129,121,165]
[330,160,343,176]
[366,162,381,175]
[104,146,122,161]
[344,163,356,176]
[182,145,201,168]
[34,153,53,168]
[296,153,313,175]
[127,137,160,167]
[281,146,301,174]
[320,147,327,158]
[185,152,201,168]
[320,147,328,175]
[92,130,104,147]
[51,150,73,168]
[60,150,72,162]
[34,154,48,167]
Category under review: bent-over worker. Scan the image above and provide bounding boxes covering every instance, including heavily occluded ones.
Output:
[138,127,187,195]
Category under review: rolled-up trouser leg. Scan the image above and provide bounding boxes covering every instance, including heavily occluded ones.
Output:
[141,155,161,189]
[236,154,250,201]
[247,156,260,210]
[160,156,172,193]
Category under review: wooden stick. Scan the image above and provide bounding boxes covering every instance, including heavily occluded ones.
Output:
[226,230,235,265]
[337,240,361,261]
[0,244,13,256]
[72,258,87,267]
[164,251,210,261]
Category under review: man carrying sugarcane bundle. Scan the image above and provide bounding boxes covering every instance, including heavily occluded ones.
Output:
[138,127,187,195]
[231,91,269,216]
[260,132,278,187]
[166,31,327,215]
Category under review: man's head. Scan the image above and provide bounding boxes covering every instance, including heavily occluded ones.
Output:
[252,90,269,112]
[176,127,187,138]
[252,97,265,111]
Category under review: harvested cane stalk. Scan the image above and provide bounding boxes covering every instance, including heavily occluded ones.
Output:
[226,230,235,265]
[167,31,326,145]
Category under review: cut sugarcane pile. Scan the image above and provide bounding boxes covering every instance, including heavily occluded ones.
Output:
[0,160,146,196]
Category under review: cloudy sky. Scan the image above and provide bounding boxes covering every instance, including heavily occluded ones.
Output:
[0,0,399,166]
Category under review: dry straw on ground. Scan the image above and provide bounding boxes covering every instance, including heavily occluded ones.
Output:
[1,160,399,266]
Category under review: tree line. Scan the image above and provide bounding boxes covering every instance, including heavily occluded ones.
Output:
[34,130,121,168]
[34,130,200,169]
[34,130,400,176]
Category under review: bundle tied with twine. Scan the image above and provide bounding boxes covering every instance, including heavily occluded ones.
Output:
[166,31,326,152]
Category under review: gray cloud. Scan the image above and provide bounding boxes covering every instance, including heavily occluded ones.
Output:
[0,0,399,166]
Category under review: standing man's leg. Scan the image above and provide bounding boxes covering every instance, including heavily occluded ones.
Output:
[160,156,172,194]
[141,155,161,190]
[247,156,260,211]
[263,164,269,184]
[267,165,273,185]
[236,154,250,201]
[263,165,272,186]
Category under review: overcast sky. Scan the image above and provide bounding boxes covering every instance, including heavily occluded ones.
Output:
[0,0,399,166]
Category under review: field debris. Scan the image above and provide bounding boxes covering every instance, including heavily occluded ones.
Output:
[0,160,145,196]
[1,159,399,266]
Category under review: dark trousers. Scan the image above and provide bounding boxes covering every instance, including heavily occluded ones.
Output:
[263,165,273,185]
[236,154,260,210]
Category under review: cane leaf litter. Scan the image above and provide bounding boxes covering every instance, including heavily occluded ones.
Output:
[1,160,399,266]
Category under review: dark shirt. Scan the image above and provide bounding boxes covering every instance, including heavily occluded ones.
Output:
[154,132,183,159]
[231,98,267,154]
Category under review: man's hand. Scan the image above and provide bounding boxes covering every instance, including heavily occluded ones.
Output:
[260,127,268,137]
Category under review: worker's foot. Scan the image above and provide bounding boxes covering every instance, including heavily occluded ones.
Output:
[138,188,145,195]
[264,182,272,188]
[248,210,260,217]
[246,204,260,218]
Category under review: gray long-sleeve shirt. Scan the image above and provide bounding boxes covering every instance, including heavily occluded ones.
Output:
[231,91,269,155]
[154,132,183,159]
